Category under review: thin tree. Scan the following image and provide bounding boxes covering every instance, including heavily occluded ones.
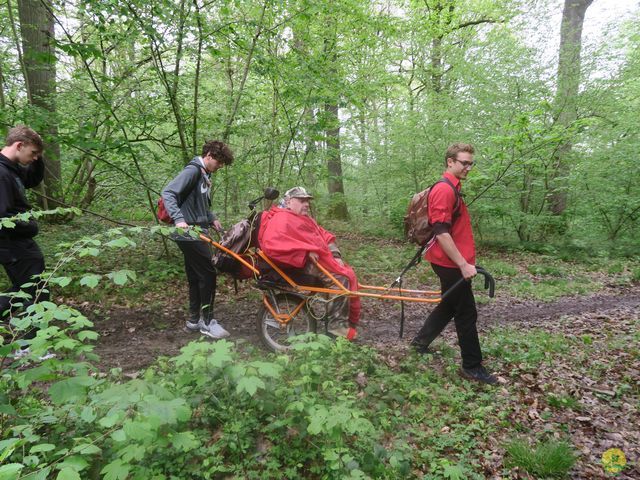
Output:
[323,14,349,220]
[550,0,594,215]
[16,0,62,208]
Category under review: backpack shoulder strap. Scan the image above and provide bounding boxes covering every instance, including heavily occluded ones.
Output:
[440,177,461,215]
[428,177,462,221]
[182,160,209,198]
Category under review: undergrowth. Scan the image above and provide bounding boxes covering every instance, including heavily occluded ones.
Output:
[1,213,638,479]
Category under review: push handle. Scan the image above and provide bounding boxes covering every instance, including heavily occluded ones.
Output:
[476,266,495,298]
[440,266,495,302]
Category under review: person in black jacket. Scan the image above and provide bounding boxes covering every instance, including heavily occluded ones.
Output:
[0,125,47,344]
[161,140,234,339]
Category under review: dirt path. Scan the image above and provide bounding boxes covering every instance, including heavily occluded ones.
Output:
[91,284,639,373]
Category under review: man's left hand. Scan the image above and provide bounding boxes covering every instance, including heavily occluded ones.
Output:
[212,220,224,232]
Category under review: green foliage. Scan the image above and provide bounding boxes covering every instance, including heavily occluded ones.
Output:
[506,276,598,301]
[526,263,565,277]
[546,394,581,411]
[504,438,576,478]
[2,210,637,478]
[480,258,519,277]
[484,328,570,370]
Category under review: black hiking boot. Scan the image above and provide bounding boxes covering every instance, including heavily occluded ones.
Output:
[459,365,498,385]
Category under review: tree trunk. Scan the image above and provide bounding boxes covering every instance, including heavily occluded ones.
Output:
[550,0,594,215]
[325,102,349,220]
[431,36,444,93]
[323,17,348,220]
[17,0,62,207]
[192,0,203,156]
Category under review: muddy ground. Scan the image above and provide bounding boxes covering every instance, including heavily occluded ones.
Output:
[89,281,639,373]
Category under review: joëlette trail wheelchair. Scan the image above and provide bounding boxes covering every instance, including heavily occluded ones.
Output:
[200,188,495,352]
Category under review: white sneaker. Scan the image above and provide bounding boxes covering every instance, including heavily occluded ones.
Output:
[11,347,31,359]
[9,348,56,361]
[200,320,230,339]
[186,318,206,332]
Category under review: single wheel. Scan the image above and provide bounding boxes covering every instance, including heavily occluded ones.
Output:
[257,292,317,352]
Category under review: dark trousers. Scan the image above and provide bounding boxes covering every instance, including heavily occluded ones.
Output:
[0,239,48,341]
[412,264,483,369]
[177,240,217,322]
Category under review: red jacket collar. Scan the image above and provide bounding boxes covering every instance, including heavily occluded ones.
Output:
[443,171,461,189]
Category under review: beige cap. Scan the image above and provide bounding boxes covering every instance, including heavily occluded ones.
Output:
[284,186,313,199]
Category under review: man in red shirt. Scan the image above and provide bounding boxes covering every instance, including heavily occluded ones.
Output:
[411,143,497,385]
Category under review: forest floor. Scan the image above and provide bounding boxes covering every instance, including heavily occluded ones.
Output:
[84,283,639,479]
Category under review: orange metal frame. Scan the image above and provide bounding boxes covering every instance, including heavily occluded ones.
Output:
[200,233,441,327]
[256,250,441,304]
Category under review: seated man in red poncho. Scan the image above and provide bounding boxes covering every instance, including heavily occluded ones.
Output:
[258,186,360,340]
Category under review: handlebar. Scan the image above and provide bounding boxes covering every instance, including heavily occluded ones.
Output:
[440,266,495,302]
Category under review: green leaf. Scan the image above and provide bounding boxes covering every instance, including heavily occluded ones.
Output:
[49,276,72,287]
[49,376,96,404]
[53,338,79,350]
[105,237,136,248]
[442,463,467,480]
[141,397,191,426]
[207,340,233,368]
[248,361,282,378]
[53,308,71,320]
[0,463,24,480]
[170,431,200,452]
[78,247,100,257]
[20,466,50,480]
[236,376,265,396]
[71,443,101,455]
[56,468,81,480]
[307,406,328,435]
[78,330,98,341]
[123,421,153,441]
[79,274,101,289]
[80,406,96,423]
[30,443,56,453]
[0,439,20,463]
[99,413,121,428]
[57,456,88,473]
[106,270,136,286]
[101,459,130,480]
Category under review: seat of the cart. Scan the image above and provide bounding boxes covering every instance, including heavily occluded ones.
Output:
[201,232,444,302]
[252,248,442,302]
[254,261,324,292]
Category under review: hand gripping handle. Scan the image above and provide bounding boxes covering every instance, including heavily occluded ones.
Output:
[440,266,495,302]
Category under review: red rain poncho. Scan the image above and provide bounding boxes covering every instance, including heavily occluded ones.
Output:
[258,206,360,325]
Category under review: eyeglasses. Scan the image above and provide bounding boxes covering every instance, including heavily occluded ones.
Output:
[455,159,475,169]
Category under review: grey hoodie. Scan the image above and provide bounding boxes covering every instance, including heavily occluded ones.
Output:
[161,157,218,240]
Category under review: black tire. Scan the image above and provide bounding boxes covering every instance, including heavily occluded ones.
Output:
[257,292,317,352]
